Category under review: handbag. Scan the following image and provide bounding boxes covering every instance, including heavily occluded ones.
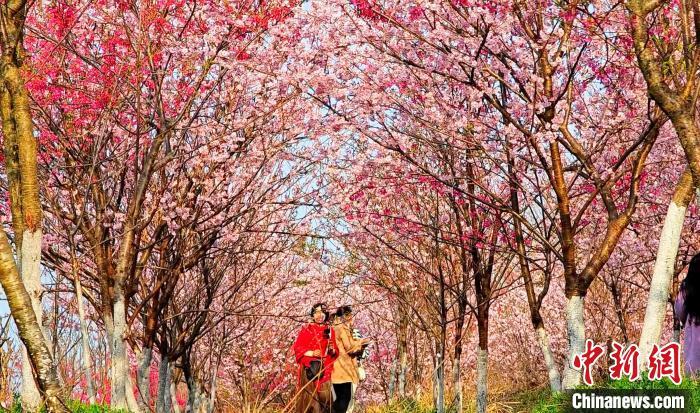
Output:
[305,359,323,381]
[357,362,366,382]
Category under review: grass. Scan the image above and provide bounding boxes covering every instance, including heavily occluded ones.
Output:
[528,377,700,413]
[0,396,130,413]
[5,378,700,412]
[366,398,437,413]
[64,401,131,413]
[365,377,700,413]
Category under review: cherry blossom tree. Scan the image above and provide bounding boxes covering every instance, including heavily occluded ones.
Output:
[23,0,304,409]
[627,0,700,366]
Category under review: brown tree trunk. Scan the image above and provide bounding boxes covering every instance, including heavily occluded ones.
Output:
[609,277,629,343]
[0,2,67,408]
[0,231,65,412]
[452,300,465,412]
[506,141,561,392]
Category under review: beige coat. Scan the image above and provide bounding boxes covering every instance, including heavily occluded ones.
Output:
[331,323,364,384]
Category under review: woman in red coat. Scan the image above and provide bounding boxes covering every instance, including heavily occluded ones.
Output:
[293,303,339,413]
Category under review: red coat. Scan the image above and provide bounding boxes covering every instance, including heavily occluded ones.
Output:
[292,322,339,384]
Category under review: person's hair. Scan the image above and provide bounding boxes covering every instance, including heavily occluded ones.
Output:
[684,254,700,325]
[310,302,329,322]
[336,305,353,319]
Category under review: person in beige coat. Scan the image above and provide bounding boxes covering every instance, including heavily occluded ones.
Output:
[331,306,371,413]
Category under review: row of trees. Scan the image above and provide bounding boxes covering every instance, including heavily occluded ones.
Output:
[0,0,321,411]
[288,0,700,411]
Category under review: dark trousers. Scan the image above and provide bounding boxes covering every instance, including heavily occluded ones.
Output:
[332,382,353,413]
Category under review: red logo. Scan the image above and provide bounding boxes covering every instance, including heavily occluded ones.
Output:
[572,340,682,385]
[572,339,605,385]
[648,342,681,384]
[609,342,640,381]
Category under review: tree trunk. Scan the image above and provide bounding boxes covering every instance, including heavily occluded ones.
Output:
[21,230,44,411]
[452,305,465,413]
[111,285,128,409]
[387,357,397,399]
[137,347,153,409]
[104,293,141,413]
[412,333,420,399]
[207,371,217,413]
[0,230,65,412]
[0,2,67,407]
[435,250,447,413]
[2,81,40,409]
[475,310,489,413]
[21,346,41,411]
[74,272,96,404]
[171,380,181,413]
[184,358,202,413]
[433,351,444,413]
[610,278,629,343]
[476,348,488,413]
[127,373,143,413]
[506,126,561,393]
[630,4,700,187]
[157,356,172,413]
[398,347,407,398]
[397,307,408,398]
[186,375,198,413]
[452,355,462,413]
[562,295,585,389]
[431,353,437,411]
[536,326,561,393]
[638,169,693,365]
